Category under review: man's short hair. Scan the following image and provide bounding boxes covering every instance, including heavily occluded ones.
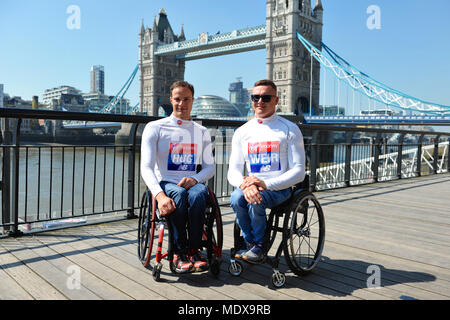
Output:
[170,81,195,97]
[254,79,277,93]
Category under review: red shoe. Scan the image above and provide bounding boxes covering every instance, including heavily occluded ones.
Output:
[173,253,194,273]
[189,250,208,272]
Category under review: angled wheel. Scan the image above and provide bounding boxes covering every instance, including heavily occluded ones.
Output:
[137,190,152,266]
[204,187,223,264]
[283,192,325,276]
[138,190,159,268]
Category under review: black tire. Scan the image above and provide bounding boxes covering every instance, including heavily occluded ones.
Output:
[209,258,221,277]
[283,192,325,276]
[205,187,223,263]
[137,190,151,266]
[152,263,162,281]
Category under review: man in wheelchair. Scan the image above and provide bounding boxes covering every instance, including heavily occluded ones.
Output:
[227,79,306,263]
[140,81,214,273]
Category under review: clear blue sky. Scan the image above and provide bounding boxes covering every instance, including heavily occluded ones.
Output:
[1,0,450,115]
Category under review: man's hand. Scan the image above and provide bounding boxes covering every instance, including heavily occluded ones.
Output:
[155,192,176,216]
[242,184,263,205]
[239,176,267,205]
[239,176,267,192]
[177,177,198,189]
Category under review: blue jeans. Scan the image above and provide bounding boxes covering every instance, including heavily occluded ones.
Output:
[159,181,208,254]
[230,187,292,246]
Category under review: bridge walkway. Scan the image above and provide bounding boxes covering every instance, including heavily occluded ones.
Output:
[0,174,449,300]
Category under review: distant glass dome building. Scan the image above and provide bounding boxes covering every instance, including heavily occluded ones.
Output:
[191,95,243,119]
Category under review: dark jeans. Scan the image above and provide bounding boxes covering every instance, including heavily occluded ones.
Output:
[159,181,209,254]
[230,187,292,246]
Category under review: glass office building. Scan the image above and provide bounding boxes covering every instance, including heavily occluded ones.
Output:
[191,95,243,119]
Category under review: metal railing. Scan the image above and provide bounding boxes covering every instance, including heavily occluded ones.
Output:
[1,108,449,237]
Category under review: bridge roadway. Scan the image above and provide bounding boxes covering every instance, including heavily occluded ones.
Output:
[0,174,449,300]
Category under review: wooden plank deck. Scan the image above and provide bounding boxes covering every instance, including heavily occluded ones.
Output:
[1,174,449,300]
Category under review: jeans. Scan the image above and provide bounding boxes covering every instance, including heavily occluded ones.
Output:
[230,187,292,246]
[159,181,208,254]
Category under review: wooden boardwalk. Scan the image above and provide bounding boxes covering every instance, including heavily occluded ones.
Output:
[0,174,449,300]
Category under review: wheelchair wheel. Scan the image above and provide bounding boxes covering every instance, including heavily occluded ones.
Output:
[283,192,325,276]
[138,190,160,269]
[204,187,223,273]
[137,190,152,267]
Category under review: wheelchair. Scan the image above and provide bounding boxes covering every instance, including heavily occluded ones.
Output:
[228,175,325,288]
[137,185,223,281]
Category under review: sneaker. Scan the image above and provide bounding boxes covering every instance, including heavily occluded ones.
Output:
[173,253,194,273]
[234,241,253,260]
[190,250,208,271]
[243,244,264,263]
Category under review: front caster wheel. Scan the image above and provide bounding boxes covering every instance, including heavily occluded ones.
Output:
[271,271,286,288]
[228,260,243,277]
[152,263,162,281]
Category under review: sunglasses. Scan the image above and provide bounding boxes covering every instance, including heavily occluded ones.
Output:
[251,94,275,102]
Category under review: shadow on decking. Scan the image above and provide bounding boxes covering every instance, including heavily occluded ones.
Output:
[0,221,439,299]
[142,252,436,299]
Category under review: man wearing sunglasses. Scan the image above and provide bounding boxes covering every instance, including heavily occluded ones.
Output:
[227,79,306,263]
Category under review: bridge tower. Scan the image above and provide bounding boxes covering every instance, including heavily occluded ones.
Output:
[139,8,186,116]
[266,0,323,115]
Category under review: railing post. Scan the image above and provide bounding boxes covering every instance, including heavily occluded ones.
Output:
[9,119,23,237]
[1,117,11,233]
[344,131,354,187]
[127,123,139,219]
[416,134,424,177]
[433,134,441,174]
[396,133,405,179]
[309,130,319,191]
[372,133,382,182]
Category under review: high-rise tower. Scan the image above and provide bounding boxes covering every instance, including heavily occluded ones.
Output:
[90,65,105,94]
[265,0,323,115]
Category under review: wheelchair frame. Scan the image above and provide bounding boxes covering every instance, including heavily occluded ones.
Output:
[228,175,326,288]
[137,185,223,281]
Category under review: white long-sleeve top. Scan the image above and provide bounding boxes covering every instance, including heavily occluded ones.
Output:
[227,113,306,191]
[140,114,215,197]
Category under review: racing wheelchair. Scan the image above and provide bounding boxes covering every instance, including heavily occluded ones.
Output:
[228,175,325,288]
[137,185,223,281]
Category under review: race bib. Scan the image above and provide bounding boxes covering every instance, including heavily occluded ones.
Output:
[248,141,281,173]
[168,143,197,171]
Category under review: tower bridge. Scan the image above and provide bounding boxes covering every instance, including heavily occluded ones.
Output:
[139,0,324,116]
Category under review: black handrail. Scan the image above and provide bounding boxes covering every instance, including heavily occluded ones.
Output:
[1,107,449,237]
